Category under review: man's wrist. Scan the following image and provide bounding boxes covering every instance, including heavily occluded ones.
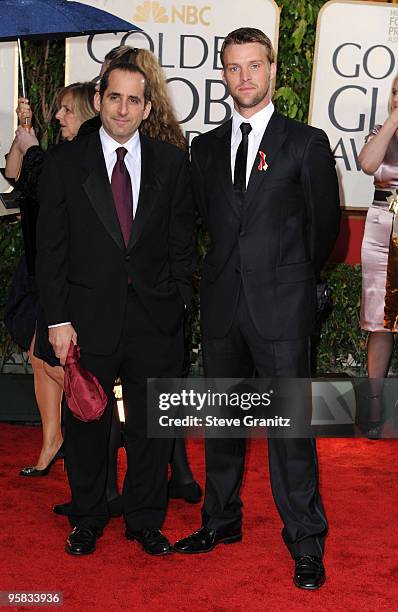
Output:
[48,322,71,328]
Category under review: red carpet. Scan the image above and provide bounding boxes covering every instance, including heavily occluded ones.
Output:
[0,423,397,611]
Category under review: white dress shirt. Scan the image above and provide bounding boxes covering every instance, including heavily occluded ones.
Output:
[49,127,142,328]
[99,125,141,218]
[231,102,274,189]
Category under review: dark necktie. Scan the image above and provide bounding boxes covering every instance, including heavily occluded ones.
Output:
[234,122,252,192]
[111,147,133,246]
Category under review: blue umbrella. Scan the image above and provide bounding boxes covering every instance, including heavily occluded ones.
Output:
[0,0,140,96]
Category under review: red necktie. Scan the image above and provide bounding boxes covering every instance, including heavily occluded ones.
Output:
[111,147,133,246]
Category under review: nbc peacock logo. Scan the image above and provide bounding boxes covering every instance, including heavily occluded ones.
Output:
[133,1,169,23]
[133,1,211,25]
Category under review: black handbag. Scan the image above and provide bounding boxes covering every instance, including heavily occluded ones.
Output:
[316,282,331,320]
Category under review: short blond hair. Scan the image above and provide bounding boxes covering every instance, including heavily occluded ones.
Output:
[56,82,96,123]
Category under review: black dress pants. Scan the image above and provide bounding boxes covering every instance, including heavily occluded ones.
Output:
[201,290,327,558]
[65,287,182,531]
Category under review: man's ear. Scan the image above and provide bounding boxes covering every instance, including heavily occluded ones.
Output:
[270,62,277,81]
[143,100,151,120]
[221,69,226,86]
[94,91,101,113]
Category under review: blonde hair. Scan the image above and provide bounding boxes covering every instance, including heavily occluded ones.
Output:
[107,47,187,150]
[56,82,97,124]
[388,73,398,115]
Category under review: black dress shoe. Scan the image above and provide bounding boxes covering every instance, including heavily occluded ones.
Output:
[65,526,102,556]
[294,556,326,590]
[125,528,172,556]
[53,502,71,516]
[20,443,64,477]
[174,526,242,554]
[53,495,123,518]
[168,480,202,504]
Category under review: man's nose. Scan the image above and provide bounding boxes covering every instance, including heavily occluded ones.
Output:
[118,99,128,115]
[240,67,251,81]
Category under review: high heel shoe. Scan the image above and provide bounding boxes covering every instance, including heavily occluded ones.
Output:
[363,394,383,440]
[19,443,64,477]
[366,422,382,440]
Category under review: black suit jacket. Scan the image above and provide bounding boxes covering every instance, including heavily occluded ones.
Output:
[191,111,340,340]
[36,131,195,355]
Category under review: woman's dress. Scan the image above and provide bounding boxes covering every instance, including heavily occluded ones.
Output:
[360,125,398,331]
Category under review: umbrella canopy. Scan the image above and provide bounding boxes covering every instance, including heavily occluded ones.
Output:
[0,0,140,100]
[0,0,139,41]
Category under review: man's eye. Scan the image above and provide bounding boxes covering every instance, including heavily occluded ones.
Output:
[251,64,260,70]
[229,66,239,73]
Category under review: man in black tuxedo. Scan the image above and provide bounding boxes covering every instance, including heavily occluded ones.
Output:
[36,63,195,556]
[174,28,340,589]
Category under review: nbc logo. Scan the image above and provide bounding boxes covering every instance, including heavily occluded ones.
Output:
[133,1,211,25]
[134,1,168,22]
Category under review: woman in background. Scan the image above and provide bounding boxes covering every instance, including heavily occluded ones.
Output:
[5,83,97,475]
[359,73,398,436]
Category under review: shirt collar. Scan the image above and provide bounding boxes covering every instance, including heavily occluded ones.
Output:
[232,102,274,140]
[99,125,140,160]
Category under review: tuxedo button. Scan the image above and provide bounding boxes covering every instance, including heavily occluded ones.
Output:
[239,231,246,237]
[125,255,131,262]
[235,267,241,274]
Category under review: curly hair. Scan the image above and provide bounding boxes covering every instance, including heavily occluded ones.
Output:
[106,47,186,151]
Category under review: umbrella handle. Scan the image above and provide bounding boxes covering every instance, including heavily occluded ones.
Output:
[17,38,26,98]
[17,39,32,130]
[21,116,31,130]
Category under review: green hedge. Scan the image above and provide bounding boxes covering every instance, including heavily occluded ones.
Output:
[275,0,325,122]
[317,265,367,375]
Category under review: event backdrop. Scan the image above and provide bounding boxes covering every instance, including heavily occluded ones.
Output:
[0,43,17,198]
[309,0,395,209]
[2,1,393,211]
[65,0,280,144]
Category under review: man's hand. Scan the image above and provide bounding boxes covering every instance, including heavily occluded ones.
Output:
[49,324,77,366]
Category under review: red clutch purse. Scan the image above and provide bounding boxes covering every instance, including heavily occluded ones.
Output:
[64,343,107,422]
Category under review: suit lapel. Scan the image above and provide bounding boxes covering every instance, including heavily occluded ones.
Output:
[82,132,125,251]
[213,120,241,218]
[126,133,159,252]
[245,111,288,209]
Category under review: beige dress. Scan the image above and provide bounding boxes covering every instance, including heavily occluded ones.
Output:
[360,125,398,331]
